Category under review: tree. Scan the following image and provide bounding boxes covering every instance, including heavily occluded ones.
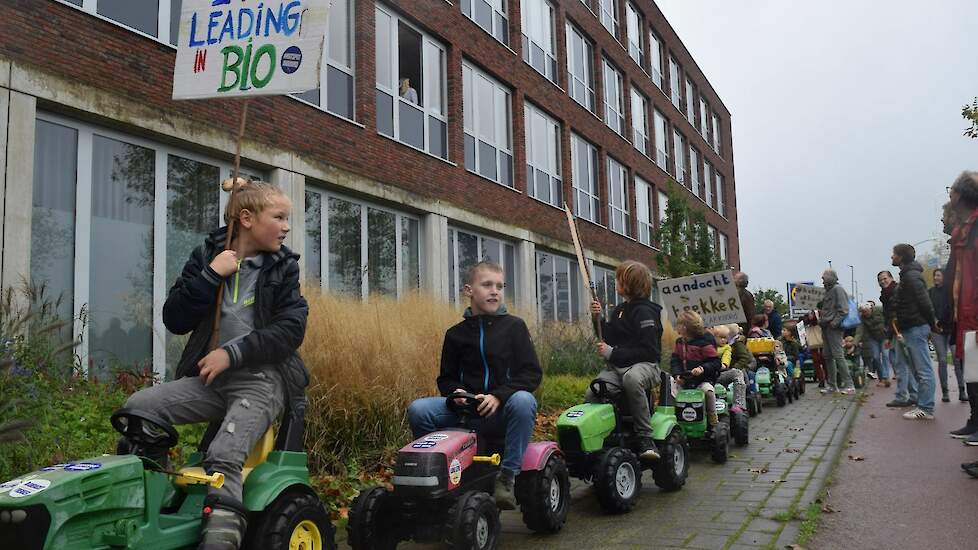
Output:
[963,97,978,139]
[653,181,725,278]
[754,288,788,316]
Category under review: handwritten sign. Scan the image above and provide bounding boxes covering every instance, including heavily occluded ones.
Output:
[173,0,330,100]
[657,270,746,327]
[790,284,825,312]
[787,281,816,317]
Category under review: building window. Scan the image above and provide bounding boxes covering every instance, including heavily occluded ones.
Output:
[625,2,644,68]
[462,0,509,44]
[449,228,517,304]
[566,23,596,112]
[294,0,355,120]
[305,186,421,299]
[673,130,685,183]
[700,97,709,140]
[537,251,580,322]
[669,56,681,109]
[689,147,700,198]
[463,62,514,187]
[653,109,668,170]
[603,59,625,136]
[630,88,649,156]
[521,0,557,82]
[649,30,663,89]
[62,0,181,44]
[599,0,619,38]
[719,232,729,264]
[375,5,448,159]
[593,265,623,319]
[571,133,600,224]
[685,78,696,124]
[635,176,653,246]
[525,102,562,207]
[607,157,629,236]
[712,112,721,154]
[716,173,725,216]
[657,190,668,227]
[703,160,713,206]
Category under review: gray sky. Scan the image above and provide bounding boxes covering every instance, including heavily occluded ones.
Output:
[657,0,978,304]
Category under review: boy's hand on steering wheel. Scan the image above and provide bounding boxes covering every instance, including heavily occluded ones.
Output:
[691,366,704,376]
[198,348,232,385]
[452,388,468,406]
[475,394,500,416]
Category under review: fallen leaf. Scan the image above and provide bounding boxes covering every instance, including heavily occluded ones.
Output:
[337,507,349,520]
[783,448,801,453]
[870,414,878,418]
[786,545,808,550]
[848,440,857,445]
[748,467,769,474]
[821,504,837,513]
[771,479,786,483]
[788,427,805,432]
[848,455,865,461]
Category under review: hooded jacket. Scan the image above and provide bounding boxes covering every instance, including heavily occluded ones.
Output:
[670,334,721,386]
[949,207,978,359]
[164,227,309,388]
[880,281,899,337]
[928,282,952,335]
[729,334,753,372]
[854,306,887,342]
[818,278,849,329]
[601,298,664,368]
[894,261,936,331]
[436,306,541,404]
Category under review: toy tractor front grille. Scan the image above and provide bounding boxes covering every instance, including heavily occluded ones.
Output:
[0,503,50,550]
[675,402,705,423]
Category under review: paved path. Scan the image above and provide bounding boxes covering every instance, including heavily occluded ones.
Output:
[811,376,978,549]
[355,389,859,549]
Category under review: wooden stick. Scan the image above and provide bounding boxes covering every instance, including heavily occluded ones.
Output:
[564,202,602,340]
[209,100,250,352]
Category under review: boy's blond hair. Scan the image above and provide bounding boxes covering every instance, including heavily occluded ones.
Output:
[676,310,705,337]
[616,260,652,300]
[714,324,730,340]
[464,261,504,285]
[727,323,742,336]
[223,178,290,225]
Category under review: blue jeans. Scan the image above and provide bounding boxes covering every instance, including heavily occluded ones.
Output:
[875,339,892,380]
[407,391,537,473]
[903,324,936,413]
[865,339,884,378]
[892,339,917,402]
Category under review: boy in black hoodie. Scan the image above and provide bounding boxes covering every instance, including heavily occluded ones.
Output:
[584,260,664,462]
[408,261,541,510]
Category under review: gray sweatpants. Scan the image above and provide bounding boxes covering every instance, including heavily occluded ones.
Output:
[716,368,747,409]
[585,362,661,439]
[824,326,854,391]
[124,367,285,501]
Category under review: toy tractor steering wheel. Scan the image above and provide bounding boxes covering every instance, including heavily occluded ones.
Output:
[446,391,483,416]
[110,408,179,450]
[589,379,622,401]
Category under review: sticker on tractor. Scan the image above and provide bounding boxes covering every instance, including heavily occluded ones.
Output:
[41,464,69,472]
[8,478,51,498]
[0,478,22,491]
[715,401,726,412]
[681,407,697,422]
[411,441,437,449]
[64,462,102,472]
[424,433,450,442]
[566,410,585,418]
[449,458,462,485]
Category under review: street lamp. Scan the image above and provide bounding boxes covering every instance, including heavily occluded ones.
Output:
[848,265,855,298]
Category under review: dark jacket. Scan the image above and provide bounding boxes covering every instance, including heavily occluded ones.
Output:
[601,299,664,368]
[729,335,753,372]
[780,338,801,363]
[895,261,936,331]
[437,308,541,404]
[165,227,310,388]
[880,281,899,337]
[854,306,887,342]
[767,311,783,339]
[929,284,952,335]
[670,334,721,387]
[738,287,755,329]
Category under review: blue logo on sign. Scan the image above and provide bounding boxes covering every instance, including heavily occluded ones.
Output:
[64,462,102,472]
[281,46,303,74]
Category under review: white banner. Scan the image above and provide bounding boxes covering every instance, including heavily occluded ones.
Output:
[657,270,746,327]
[791,284,825,312]
[173,0,329,100]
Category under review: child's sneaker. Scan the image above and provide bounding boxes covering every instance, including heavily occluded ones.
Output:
[494,469,517,510]
[902,408,934,420]
[839,386,856,395]
[964,432,978,447]
[638,438,660,462]
[729,405,745,415]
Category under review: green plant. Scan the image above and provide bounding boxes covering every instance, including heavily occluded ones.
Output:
[653,181,726,278]
[964,97,978,139]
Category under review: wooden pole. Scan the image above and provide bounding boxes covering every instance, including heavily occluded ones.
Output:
[563,202,602,340]
[209,100,250,351]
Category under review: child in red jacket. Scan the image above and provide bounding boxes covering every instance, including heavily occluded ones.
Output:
[671,311,723,427]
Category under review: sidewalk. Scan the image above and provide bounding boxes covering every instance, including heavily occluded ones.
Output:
[811,378,978,548]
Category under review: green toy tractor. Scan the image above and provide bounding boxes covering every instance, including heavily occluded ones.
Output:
[0,405,334,550]
[555,373,689,514]
[674,383,730,464]
[715,384,749,446]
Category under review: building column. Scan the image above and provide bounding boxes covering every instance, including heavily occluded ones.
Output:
[421,212,449,301]
[2,90,36,291]
[515,239,536,322]
[269,168,306,278]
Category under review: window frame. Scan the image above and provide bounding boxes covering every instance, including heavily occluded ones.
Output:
[669,55,681,109]
[630,87,649,156]
[716,172,725,217]
[700,97,710,140]
[653,109,668,170]
[571,132,601,224]
[689,146,700,198]
[58,0,176,45]
[536,249,581,323]
[602,58,625,136]
[292,0,357,121]
[703,159,713,206]
[463,60,514,187]
[635,175,653,247]
[719,231,729,264]
[606,156,630,237]
[521,0,558,82]
[524,101,563,208]
[648,30,663,89]
[712,112,722,155]
[462,0,509,44]
[672,129,685,184]
[599,0,619,39]
[448,226,518,304]
[657,189,668,228]
[685,77,696,125]
[566,23,597,112]
[625,2,645,68]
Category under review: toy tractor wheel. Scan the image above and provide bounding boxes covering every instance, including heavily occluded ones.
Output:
[755,394,763,414]
[445,491,500,550]
[594,447,642,513]
[731,412,749,446]
[798,376,806,396]
[746,397,757,417]
[710,422,730,464]
[347,486,397,550]
[247,489,336,550]
[786,382,794,404]
[515,455,570,533]
[652,429,689,492]
[775,386,787,407]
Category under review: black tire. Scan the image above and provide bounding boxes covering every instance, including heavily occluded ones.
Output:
[347,486,397,550]
[444,491,500,550]
[731,412,749,446]
[515,455,570,533]
[799,376,806,395]
[746,396,757,417]
[786,383,794,404]
[247,488,336,550]
[711,422,730,464]
[775,386,786,407]
[594,447,642,513]
[756,395,763,414]
[652,429,689,492]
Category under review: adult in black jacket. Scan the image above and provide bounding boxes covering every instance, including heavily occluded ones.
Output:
[408,262,540,509]
[892,244,938,418]
[584,261,664,462]
[929,268,962,402]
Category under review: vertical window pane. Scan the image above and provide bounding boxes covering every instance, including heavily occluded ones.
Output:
[305,192,322,287]
[90,135,155,378]
[376,91,394,136]
[537,253,554,321]
[368,208,397,297]
[424,42,444,115]
[555,257,570,322]
[327,66,354,119]
[401,217,420,291]
[169,0,182,46]
[328,197,362,297]
[97,0,159,37]
[31,120,77,324]
[504,244,515,302]
[399,102,424,149]
[328,0,351,67]
[457,231,479,301]
[375,9,393,88]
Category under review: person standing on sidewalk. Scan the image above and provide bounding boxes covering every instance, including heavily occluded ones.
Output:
[818,269,856,394]
[891,244,938,420]
[735,271,755,334]
[881,270,917,408]
[929,268,961,403]
[855,302,889,385]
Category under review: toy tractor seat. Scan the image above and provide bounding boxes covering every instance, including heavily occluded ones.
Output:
[174,427,276,489]
[593,372,672,424]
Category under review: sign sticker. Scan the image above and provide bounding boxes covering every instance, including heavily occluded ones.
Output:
[681,408,697,422]
[566,410,585,418]
[7,477,51,499]
[449,458,462,485]
[411,441,437,449]
[64,462,102,472]
[424,433,450,442]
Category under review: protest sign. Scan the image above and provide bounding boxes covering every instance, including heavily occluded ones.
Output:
[796,321,808,347]
[657,270,745,327]
[790,283,824,313]
[173,0,330,100]
[787,281,816,317]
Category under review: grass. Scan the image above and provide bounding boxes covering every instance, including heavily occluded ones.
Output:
[796,500,823,545]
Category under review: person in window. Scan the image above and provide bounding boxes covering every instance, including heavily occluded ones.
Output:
[398,77,419,104]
